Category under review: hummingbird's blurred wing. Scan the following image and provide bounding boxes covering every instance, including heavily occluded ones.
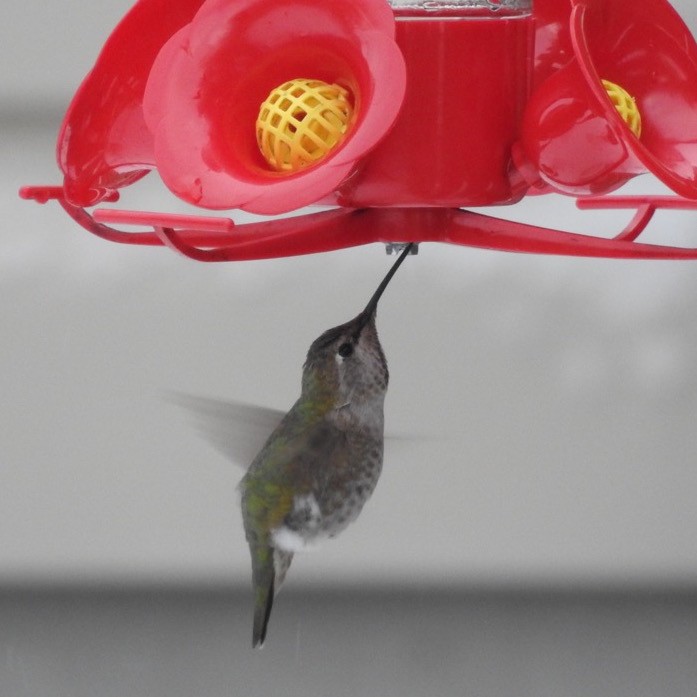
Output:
[168,393,437,467]
[167,392,286,468]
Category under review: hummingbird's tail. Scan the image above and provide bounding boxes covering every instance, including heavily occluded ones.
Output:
[251,545,274,649]
[253,574,274,649]
[251,547,294,648]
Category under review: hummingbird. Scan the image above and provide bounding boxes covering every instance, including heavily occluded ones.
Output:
[239,243,415,648]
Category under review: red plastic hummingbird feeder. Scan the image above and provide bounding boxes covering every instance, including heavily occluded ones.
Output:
[19,0,697,261]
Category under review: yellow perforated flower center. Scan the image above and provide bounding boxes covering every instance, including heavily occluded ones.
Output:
[602,79,642,138]
[256,78,354,173]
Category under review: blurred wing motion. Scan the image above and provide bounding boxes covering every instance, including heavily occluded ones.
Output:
[167,392,285,467]
[168,392,433,468]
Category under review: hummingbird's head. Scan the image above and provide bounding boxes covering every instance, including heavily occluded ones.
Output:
[301,244,414,409]
[303,308,389,406]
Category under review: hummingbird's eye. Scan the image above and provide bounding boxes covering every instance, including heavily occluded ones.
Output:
[337,342,354,358]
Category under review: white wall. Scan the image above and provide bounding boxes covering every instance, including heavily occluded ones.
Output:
[3,1,697,589]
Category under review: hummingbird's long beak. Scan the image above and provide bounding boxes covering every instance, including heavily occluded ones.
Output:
[354,243,415,337]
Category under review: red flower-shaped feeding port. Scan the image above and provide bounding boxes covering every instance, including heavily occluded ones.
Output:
[143,0,405,214]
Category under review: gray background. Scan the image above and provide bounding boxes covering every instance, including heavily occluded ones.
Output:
[2,2,697,694]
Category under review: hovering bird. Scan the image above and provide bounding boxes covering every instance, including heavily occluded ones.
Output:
[173,244,414,647]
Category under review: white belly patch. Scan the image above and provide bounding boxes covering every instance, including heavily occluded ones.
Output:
[271,493,323,553]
